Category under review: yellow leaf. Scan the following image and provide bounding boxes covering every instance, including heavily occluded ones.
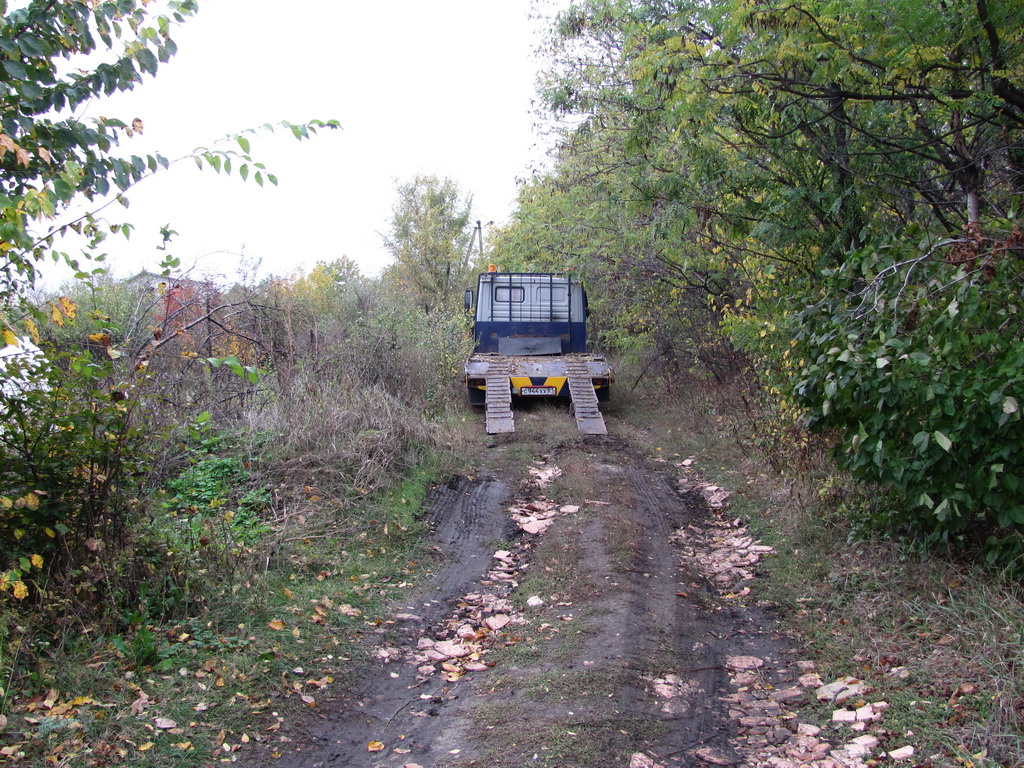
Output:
[59,296,77,320]
[282,587,294,600]
[367,741,385,752]
[268,619,285,631]
[50,304,64,327]
[24,493,40,510]
[138,742,154,751]
[1,328,16,347]
[13,581,28,600]
[24,318,39,344]
[30,554,43,569]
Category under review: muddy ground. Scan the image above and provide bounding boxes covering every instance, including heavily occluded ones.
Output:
[241,429,853,768]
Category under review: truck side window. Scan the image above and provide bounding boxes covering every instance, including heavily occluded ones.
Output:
[539,287,568,302]
[494,286,525,302]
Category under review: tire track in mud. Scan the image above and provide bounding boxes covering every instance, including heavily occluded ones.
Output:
[619,465,739,763]
[527,456,746,767]
[254,440,796,768]
[263,476,515,768]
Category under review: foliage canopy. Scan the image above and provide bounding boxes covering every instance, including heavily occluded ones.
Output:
[495,0,1024,563]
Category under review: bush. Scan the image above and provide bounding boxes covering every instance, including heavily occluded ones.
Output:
[788,227,1024,566]
[0,344,156,607]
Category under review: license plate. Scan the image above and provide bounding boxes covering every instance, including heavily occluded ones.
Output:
[521,386,556,396]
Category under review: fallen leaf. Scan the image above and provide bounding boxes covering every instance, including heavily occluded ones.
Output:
[368,740,385,752]
[483,614,511,630]
[154,717,177,729]
[138,742,154,752]
[725,655,764,671]
[432,640,471,658]
[268,619,286,631]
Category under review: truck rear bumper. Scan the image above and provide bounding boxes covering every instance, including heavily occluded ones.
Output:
[465,353,612,404]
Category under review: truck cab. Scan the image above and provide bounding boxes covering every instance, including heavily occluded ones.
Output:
[469,272,588,356]
[464,270,611,434]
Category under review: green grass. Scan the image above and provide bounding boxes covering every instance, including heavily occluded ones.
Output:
[0,458,443,768]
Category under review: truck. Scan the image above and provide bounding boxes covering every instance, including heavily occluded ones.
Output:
[463,270,612,434]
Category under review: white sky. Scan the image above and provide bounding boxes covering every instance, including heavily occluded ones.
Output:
[38,0,563,286]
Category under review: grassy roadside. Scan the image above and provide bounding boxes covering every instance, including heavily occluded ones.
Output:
[618,377,1024,768]
[0,420,475,768]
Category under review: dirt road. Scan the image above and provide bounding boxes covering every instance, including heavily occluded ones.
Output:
[253,432,836,768]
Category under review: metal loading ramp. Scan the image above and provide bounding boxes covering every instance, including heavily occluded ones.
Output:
[566,359,607,435]
[484,359,515,434]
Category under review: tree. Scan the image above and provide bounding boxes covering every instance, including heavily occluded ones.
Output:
[521,0,1024,563]
[382,175,474,312]
[0,0,338,604]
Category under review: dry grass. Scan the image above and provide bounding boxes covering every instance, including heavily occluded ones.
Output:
[245,374,435,497]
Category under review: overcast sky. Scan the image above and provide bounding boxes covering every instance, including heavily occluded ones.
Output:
[39,0,563,287]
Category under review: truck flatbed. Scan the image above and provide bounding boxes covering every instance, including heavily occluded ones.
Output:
[465,352,611,435]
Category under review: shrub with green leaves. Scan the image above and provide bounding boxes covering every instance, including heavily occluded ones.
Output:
[788,227,1024,565]
[0,345,156,603]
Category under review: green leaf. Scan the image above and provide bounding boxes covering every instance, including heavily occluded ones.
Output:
[236,136,250,153]
[912,431,930,452]
[54,179,74,201]
[933,431,953,452]
[2,59,27,79]
[136,47,158,76]
[18,35,50,57]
